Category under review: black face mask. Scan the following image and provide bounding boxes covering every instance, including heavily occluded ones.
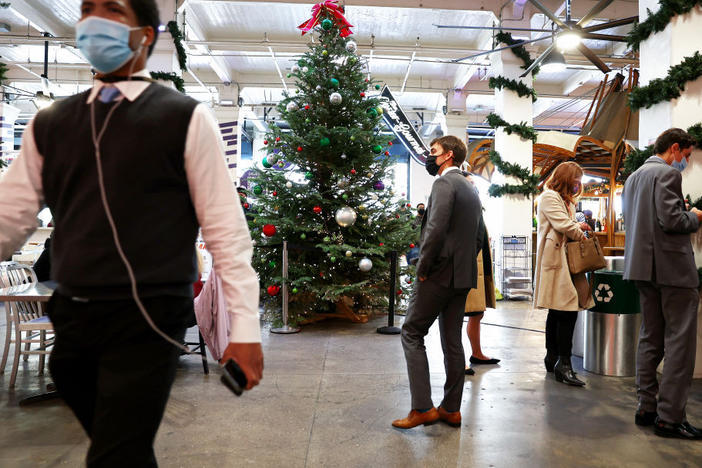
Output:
[417,207,425,215]
[425,155,440,176]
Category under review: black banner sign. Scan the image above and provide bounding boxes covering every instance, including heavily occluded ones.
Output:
[379,86,430,165]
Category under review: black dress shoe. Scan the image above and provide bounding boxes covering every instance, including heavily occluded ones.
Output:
[470,356,501,365]
[654,418,702,440]
[554,356,585,387]
[635,408,657,426]
[465,367,475,376]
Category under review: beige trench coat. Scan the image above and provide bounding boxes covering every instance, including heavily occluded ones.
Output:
[533,189,595,312]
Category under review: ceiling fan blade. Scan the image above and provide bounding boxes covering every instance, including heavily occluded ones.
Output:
[528,0,566,28]
[520,43,554,78]
[434,24,554,33]
[577,0,615,27]
[453,34,554,63]
[577,43,611,73]
[582,16,638,32]
[581,33,627,42]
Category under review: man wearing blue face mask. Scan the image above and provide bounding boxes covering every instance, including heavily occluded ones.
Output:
[623,128,702,440]
[0,0,263,465]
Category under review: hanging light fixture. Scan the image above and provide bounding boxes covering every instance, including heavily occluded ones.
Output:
[556,27,581,51]
[541,49,567,73]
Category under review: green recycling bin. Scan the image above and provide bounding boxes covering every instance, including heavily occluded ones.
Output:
[584,270,642,377]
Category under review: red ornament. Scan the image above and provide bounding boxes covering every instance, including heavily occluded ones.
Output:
[396,289,403,295]
[267,285,281,296]
[319,272,325,278]
[360,92,366,97]
[365,78,369,82]
[396,214,400,219]
[351,169,357,175]
[313,205,322,214]
[406,203,411,208]
[297,146,303,152]
[384,151,390,156]
[379,242,384,246]
[263,140,269,145]
[243,203,250,209]
[263,224,277,237]
[409,243,415,248]
[272,191,278,196]
[275,137,281,142]
[389,142,393,146]
[304,105,310,110]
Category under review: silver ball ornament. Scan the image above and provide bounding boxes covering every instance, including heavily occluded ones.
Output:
[346,40,358,53]
[267,153,279,165]
[286,181,293,188]
[359,257,373,272]
[286,101,299,112]
[335,206,357,227]
[341,153,347,159]
[291,65,300,73]
[302,66,309,73]
[316,85,322,91]
[329,92,343,105]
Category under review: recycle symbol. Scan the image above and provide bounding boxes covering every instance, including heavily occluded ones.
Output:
[595,283,613,303]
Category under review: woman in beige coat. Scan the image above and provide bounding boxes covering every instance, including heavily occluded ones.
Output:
[534,161,594,387]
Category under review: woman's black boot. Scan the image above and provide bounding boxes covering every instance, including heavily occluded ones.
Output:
[544,354,557,373]
[554,356,585,387]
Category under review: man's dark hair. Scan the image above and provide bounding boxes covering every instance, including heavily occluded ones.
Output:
[430,135,467,166]
[653,128,696,155]
[129,0,160,56]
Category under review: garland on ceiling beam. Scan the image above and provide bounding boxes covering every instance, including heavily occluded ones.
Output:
[628,52,702,110]
[627,0,702,51]
[486,113,537,142]
[489,76,537,102]
[150,71,185,93]
[487,150,540,198]
[495,31,540,76]
[167,21,188,71]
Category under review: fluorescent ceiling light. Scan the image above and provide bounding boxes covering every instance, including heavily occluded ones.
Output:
[556,30,581,51]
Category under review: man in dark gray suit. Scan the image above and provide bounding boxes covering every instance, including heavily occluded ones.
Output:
[622,128,702,439]
[392,135,482,429]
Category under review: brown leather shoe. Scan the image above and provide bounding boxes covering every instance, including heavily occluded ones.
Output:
[438,406,461,427]
[392,408,439,429]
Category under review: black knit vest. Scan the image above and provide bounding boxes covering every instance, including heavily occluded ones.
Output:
[33,83,200,299]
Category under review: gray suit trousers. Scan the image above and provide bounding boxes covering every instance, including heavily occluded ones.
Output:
[635,281,699,423]
[401,277,469,413]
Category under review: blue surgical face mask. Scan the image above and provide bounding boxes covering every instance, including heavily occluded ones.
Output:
[76,17,143,74]
[671,156,688,172]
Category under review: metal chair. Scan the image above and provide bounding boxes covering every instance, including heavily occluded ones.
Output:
[0,262,54,387]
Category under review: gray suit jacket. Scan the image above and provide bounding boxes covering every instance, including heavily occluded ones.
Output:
[622,156,700,288]
[416,169,482,289]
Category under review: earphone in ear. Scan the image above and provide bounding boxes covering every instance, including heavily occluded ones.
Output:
[140,36,147,45]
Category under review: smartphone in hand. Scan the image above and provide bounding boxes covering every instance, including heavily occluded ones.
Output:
[221,359,248,396]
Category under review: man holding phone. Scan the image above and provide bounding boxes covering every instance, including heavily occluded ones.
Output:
[0,0,263,465]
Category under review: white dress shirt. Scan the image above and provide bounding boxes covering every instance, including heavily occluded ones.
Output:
[0,70,261,343]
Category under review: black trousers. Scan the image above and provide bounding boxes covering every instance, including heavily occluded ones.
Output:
[47,292,191,468]
[545,309,578,357]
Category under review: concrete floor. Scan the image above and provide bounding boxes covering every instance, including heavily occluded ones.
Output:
[1,301,702,467]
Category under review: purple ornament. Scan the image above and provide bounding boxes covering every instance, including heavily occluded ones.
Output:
[373,181,385,191]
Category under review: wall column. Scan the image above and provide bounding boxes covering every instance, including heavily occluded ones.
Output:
[489,47,534,294]
[638,1,702,377]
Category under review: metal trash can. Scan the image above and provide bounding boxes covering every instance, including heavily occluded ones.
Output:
[583,261,641,377]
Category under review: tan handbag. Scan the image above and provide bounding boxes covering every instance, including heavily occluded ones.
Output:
[566,235,607,274]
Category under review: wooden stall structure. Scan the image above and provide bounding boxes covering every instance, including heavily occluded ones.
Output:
[468,71,639,254]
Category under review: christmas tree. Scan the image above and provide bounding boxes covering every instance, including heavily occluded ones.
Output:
[244,2,417,326]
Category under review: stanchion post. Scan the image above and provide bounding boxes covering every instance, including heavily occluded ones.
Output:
[271,240,301,334]
[377,250,401,335]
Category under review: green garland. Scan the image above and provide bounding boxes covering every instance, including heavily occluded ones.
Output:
[167,21,188,71]
[627,0,702,51]
[487,150,540,198]
[495,31,540,76]
[486,113,537,142]
[489,76,537,102]
[0,3,10,8]
[0,61,7,83]
[688,123,702,145]
[150,71,185,93]
[629,52,702,111]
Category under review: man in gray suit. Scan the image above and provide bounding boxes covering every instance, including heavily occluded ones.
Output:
[392,135,482,429]
[622,128,702,439]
